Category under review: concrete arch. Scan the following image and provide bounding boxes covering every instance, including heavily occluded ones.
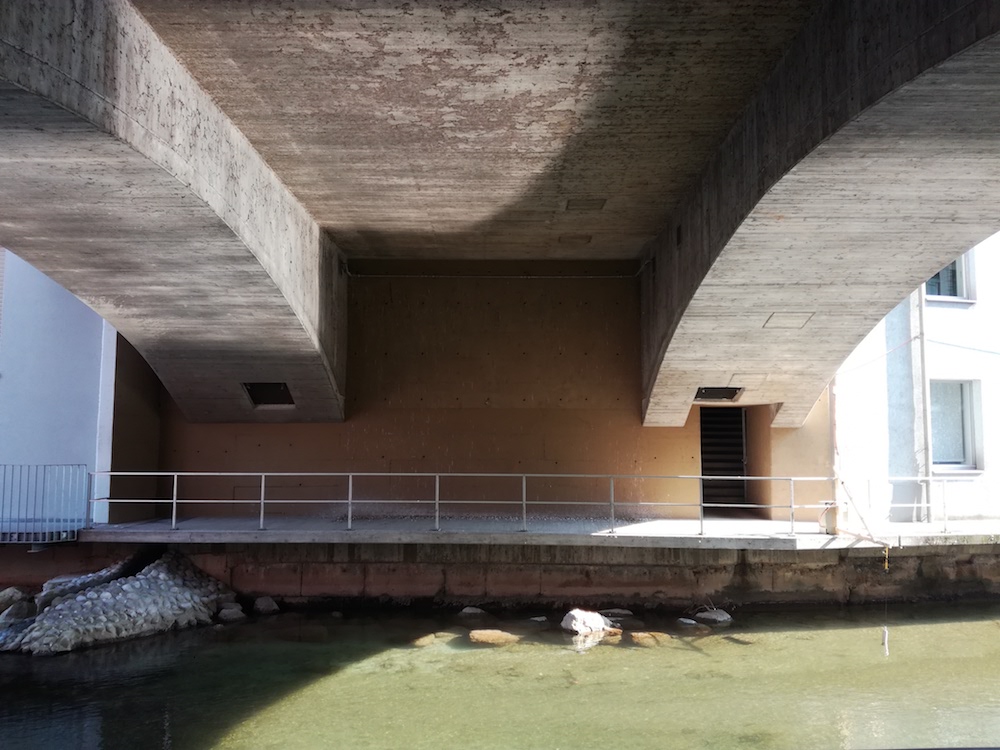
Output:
[0,0,345,421]
[642,1,1000,428]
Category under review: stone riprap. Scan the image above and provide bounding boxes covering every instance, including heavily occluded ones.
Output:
[33,557,138,612]
[0,586,28,614]
[0,551,235,655]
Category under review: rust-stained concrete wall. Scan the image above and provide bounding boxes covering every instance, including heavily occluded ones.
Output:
[5,541,1000,608]
[745,404,776,510]
[769,391,836,511]
[155,275,842,521]
[159,275,706,517]
[107,336,164,523]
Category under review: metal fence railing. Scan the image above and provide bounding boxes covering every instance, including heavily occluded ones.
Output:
[89,470,843,536]
[837,474,993,537]
[0,464,89,543]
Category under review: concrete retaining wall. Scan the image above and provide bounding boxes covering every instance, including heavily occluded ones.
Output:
[4,542,1000,608]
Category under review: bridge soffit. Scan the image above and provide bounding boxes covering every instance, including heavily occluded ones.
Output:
[641,1,1000,429]
[0,0,345,422]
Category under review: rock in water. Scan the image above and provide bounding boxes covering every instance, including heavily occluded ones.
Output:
[599,608,633,618]
[468,629,521,646]
[253,596,280,615]
[627,631,673,648]
[676,617,712,635]
[693,608,733,627]
[560,608,613,634]
[217,605,247,623]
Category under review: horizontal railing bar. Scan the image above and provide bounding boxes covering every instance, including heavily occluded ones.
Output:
[91,470,841,481]
[94,469,980,484]
[93,496,813,507]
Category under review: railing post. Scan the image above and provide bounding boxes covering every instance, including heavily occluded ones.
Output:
[521,475,527,532]
[85,471,93,530]
[698,477,705,535]
[258,474,267,531]
[34,464,42,542]
[609,476,616,534]
[434,474,441,531]
[789,478,796,535]
[347,474,353,531]
[170,473,179,531]
[941,479,948,532]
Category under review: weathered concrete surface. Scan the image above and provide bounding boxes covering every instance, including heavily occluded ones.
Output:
[132,0,814,261]
[201,543,1000,606]
[0,1,346,421]
[0,0,818,425]
[3,0,998,428]
[0,84,340,422]
[7,542,997,608]
[642,0,1000,427]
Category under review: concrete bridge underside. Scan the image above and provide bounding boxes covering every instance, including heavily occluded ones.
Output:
[1,1,998,427]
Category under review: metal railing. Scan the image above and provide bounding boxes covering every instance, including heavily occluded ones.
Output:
[0,464,89,543]
[838,474,990,536]
[89,470,841,536]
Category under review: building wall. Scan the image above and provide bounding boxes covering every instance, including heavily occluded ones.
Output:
[161,276,701,518]
[923,240,1000,518]
[768,392,835,521]
[106,336,164,523]
[0,250,111,469]
[834,235,1000,523]
[157,274,833,521]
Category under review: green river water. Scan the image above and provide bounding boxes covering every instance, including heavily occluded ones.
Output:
[2,602,1000,749]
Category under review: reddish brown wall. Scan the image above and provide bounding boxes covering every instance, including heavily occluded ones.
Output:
[159,275,705,519]
[108,335,164,522]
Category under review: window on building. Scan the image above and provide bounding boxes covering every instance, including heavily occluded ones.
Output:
[930,380,980,469]
[926,256,974,299]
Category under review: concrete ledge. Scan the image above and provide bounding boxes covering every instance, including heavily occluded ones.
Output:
[79,528,806,550]
[78,518,1000,552]
[7,537,1000,607]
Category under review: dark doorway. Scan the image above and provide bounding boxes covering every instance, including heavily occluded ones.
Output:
[700,407,754,517]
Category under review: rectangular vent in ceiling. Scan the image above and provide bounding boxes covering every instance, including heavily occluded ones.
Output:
[695,387,743,402]
[243,382,295,408]
[565,198,606,211]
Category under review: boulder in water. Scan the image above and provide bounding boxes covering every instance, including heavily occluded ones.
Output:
[627,631,673,648]
[560,608,613,634]
[693,608,733,627]
[468,629,521,646]
[217,605,247,623]
[253,596,280,615]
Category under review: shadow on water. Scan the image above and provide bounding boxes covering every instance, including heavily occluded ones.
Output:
[0,610,445,750]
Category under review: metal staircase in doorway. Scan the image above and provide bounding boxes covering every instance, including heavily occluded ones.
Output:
[700,407,750,516]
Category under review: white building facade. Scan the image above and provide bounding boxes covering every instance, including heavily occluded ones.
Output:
[0,249,117,538]
[834,234,1000,530]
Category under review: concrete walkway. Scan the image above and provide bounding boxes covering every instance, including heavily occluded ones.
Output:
[77,514,1000,551]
